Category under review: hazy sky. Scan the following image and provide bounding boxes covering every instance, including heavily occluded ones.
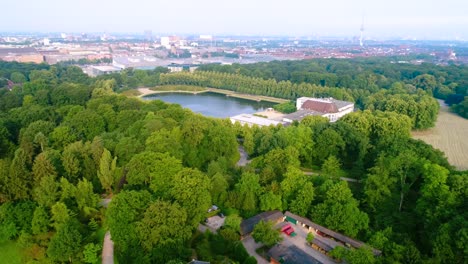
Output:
[1,0,467,39]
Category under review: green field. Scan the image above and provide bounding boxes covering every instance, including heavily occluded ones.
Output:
[0,241,22,264]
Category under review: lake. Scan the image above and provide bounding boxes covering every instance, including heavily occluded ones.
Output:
[143,92,276,118]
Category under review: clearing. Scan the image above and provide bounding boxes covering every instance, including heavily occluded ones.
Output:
[412,100,468,170]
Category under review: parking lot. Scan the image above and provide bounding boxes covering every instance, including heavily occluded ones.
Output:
[203,215,225,233]
[274,222,336,264]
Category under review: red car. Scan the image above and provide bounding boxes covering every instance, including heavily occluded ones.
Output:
[281,224,297,237]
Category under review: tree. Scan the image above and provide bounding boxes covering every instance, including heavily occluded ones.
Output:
[33,174,59,207]
[97,148,117,194]
[314,128,345,164]
[259,191,283,211]
[364,156,396,212]
[210,173,229,204]
[171,168,211,227]
[32,152,57,184]
[312,181,368,237]
[126,151,183,199]
[289,182,314,216]
[47,220,83,262]
[321,155,341,180]
[224,214,242,234]
[136,200,192,251]
[75,179,99,216]
[8,148,31,200]
[329,246,376,264]
[145,128,183,160]
[51,202,70,230]
[281,166,309,208]
[106,190,152,253]
[235,172,261,214]
[83,243,102,264]
[252,220,282,247]
[10,72,27,83]
[31,206,50,235]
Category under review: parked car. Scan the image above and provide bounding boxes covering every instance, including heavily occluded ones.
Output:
[218,212,225,218]
[281,223,297,237]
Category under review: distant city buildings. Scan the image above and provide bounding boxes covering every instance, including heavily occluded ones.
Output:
[0,33,466,68]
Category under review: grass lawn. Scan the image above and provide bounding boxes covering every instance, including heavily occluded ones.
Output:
[121,89,142,96]
[96,227,107,245]
[0,241,22,264]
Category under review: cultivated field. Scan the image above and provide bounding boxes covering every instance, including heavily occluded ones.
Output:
[412,101,468,170]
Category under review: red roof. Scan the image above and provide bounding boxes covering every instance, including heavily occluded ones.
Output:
[301,100,338,113]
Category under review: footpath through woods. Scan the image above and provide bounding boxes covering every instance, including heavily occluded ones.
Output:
[100,199,114,264]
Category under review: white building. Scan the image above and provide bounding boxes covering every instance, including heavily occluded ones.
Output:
[230,114,284,127]
[293,97,354,122]
[160,37,170,49]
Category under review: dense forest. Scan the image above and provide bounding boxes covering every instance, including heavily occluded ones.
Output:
[0,60,466,263]
[196,58,468,119]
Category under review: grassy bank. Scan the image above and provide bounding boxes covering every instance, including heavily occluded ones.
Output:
[0,241,22,264]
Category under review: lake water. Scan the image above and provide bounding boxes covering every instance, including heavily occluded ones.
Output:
[143,92,276,118]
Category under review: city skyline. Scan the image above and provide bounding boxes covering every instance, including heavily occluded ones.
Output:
[1,0,468,40]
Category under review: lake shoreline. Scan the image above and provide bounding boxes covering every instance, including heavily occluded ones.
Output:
[136,87,288,104]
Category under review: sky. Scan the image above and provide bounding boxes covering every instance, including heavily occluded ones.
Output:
[1,0,468,39]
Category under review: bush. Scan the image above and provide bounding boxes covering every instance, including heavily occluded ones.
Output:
[306,232,315,243]
[243,256,258,264]
[273,101,296,114]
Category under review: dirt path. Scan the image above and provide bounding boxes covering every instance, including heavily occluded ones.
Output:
[137,87,156,97]
[236,146,251,167]
[303,171,360,183]
[102,231,114,264]
[100,199,114,264]
[412,100,468,170]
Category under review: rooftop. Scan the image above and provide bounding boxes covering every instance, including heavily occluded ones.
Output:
[284,211,381,256]
[268,244,323,264]
[230,114,284,127]
[91,65,121,72]
[298,97,353,113]
[301,100,338,113]
[240,210,283,236]
[283,109,323,122]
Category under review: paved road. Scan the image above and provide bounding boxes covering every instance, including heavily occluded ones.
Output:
[303,171,360,183]
[102,231,114,264]
[241,236,269,264]
[99,198,112,208]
